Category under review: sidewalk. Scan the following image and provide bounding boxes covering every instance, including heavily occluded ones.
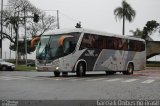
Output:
[145,67,160,70]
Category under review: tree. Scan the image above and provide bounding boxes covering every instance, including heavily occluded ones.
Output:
[27,12,56,37]
[10,39,35,59]
[130,28,143,38]
[0,0,40,59]
[2,0,39,44]
[0,0,56,59]
[142,20,159,40]
[114,0,136,35]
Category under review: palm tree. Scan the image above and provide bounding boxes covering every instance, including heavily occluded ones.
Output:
[114,0,136,35]
[130,28,143,38]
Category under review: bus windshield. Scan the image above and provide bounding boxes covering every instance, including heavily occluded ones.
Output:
[36,32,80,60]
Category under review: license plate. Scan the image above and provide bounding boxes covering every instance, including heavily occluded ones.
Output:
[43,67,48,71]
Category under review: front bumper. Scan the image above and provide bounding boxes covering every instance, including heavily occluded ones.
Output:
[36,65,60,72]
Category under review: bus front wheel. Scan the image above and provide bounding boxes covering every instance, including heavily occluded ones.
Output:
[123,63,134,75]
[54,71,60,77]
[76,62,86,77]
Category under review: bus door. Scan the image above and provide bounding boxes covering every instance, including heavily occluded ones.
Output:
[79,34,101,71]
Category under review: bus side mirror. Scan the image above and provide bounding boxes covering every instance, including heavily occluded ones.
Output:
[58,36,65,46]
[31,37,40,47]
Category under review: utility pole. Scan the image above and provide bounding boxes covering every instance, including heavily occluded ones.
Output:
[0,0,3,58]
[57,10,60,29]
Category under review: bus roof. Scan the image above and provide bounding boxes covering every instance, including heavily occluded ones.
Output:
[43,28,145,42]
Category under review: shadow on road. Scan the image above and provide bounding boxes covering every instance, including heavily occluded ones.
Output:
[36,72,129,79]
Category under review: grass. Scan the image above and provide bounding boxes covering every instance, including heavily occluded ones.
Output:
[146,61,160,67]
[146,64,160,67]
[15,65,35,71]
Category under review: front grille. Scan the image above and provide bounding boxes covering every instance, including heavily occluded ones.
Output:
[38,60,52,64]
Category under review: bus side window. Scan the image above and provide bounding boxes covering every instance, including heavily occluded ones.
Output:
[117,38,122,50]
[90,34,95,48]
[103,37,107,49]
[122,39,128,50]
[80,34,91,49]
[134,41,138,51]
[113,38,122,50]
[141,42,145,51]
[129,40,137,51]
[107,37,114,49]
[98,37,104,49]
[136,41,140,51]
[129,40,133,51]
[138,41,145,52]
[94,36,105,49]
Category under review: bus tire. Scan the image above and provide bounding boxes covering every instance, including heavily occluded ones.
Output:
[54,71,60,77]
[124,63,134,75]
[76,62,86,77]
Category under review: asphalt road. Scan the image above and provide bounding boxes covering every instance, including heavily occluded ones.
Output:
[0,70,160,101]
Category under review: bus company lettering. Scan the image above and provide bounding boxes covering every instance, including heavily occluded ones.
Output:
[84,50,98,57]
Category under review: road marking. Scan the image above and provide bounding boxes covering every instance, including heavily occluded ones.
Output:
[122,79,139,82]
[104,78,122,82]
[48,77,76,81]
[86,78,107,81]
[0,76,44,81]
[0,76,22,80]
[0,76,157,84]
[64,77,79,80]
[70,78,90,81]
[66,78,80,81]
[59,77,77,80]
[54,78,67,81]
[141,79,155,84]
[9,76,40,80]
[28,77,44,80]
[0,76,13,80]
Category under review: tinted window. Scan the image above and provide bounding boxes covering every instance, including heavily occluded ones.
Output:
[80,33,145,51]
[129,40,145,52]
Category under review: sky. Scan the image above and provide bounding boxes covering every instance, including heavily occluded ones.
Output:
[28,0,160,35]
[1,0,160,60]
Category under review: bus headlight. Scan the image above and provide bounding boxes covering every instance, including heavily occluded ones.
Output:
[56,67,59,70]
